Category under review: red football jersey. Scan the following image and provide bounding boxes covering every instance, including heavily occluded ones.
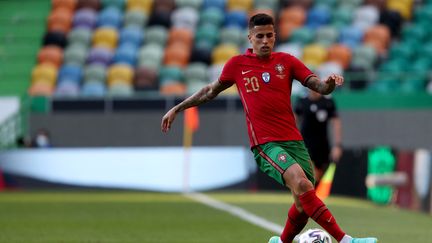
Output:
[219,49,316,148]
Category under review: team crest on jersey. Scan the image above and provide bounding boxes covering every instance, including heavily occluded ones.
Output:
[278,153,288,163]
[262,72,270,83]
[275,64,286,79]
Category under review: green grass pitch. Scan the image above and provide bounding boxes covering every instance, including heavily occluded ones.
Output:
[0,191,430,242]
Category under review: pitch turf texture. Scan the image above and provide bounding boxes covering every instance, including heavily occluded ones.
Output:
[0,191,430,242]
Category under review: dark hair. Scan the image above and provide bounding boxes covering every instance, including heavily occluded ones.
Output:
[248,13,274,29]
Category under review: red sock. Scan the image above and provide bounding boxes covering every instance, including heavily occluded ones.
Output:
[299,189,345,241]
[280,204,309,243]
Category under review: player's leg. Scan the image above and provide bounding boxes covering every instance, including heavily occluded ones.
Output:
[284,142,377,243]
[253,142,309,243]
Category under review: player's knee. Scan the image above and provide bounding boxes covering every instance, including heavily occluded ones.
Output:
[297,178,314,194]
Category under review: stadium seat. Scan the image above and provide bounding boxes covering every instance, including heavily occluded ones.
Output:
[220,26,244,46]
[195,23,220,50]
[73,8,98,30]
[364,24,391,55]
[164,42,191,68]
[306,4,331,30]
[138,43,164,69]
[401,24,427,43]
[278,6,307,40]
[387,41,415,61]
[52,0,77,11]
[47,8,74,33]
[29,81,55,96]
[351,44,378,70]
[167,28,194,47]
[101,0,125,9]
[184,62,209,82]
[37,45,64,67]
[87,47,114,66]
[175,0,203,10]
[81,81,106,96]
[327,44,352,69]
[331,5,353,29]
[199,7,224,27]
[107,64,134,85]
[119,26,144,47]
[248,8,275,20]
[54,80,80,97]
[160,81,187,96]
[227,0,253,11]
[339,25,363,49]
[387,0,413,20]
[68,27,93,47]
[302,44,328,68]
[275,43,303,59]
[134,66,158,90]
[253,0,278,12]
[208,64,224,83]
[190,44,212,65]
[43,31,68,48]
[289,27,314,45]
[315,25,339,47]
[123,10,148,27]
[171,7,199,31]
[212,44,240,65]
[113,43,138,66]
[63,44,88,66]
[77,0,101,10]
[127,0,153,14]
[186,79,208,94]
[92,27,118,49]
[159,66,183,84]
[97,7,123,29]
[145,26,168,47]
[353,5,379,31]
[224,10,248,29]
[58,64,83,83]
[84,63,107,83]
[108,81,134,96]
[31,63,58,85]
[202,0,225,11]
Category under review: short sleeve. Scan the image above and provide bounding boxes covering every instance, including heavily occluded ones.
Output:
[289,55,315,86]
[219,56,237,85]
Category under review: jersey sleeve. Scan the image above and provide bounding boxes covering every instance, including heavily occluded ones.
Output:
[218,56,237,85]
[289,55,316,86]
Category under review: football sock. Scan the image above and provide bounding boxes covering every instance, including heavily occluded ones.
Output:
[298,189,345,242]
[280,204,309,243]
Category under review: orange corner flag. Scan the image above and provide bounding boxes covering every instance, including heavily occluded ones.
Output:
[183,107,199,147]
[316,163,337,200]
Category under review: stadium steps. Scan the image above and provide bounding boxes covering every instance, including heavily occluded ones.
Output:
[0,0,50,96]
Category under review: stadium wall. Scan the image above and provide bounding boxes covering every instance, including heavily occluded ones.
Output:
[29,110,432,150]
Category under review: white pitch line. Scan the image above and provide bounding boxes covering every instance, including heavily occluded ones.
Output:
[184,192,283,234]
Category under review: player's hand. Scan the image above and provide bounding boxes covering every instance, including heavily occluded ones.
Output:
[325,74,344,87]
[161,108,178,133]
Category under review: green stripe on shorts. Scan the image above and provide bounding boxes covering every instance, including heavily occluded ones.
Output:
[252,141,315,187]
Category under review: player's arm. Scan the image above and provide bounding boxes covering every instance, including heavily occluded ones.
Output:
[330,116,343,162]
[161,80,233,132]
[305,74,344,95]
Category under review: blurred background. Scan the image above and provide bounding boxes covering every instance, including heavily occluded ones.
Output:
[0,0,431,217]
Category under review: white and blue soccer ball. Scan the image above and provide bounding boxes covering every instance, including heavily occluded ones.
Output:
[298,228,332,243]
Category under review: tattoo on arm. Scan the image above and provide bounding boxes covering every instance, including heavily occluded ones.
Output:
[173,80,231,113]
[305,76,335,95]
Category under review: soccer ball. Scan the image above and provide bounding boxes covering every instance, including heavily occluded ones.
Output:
[298,228,332,243]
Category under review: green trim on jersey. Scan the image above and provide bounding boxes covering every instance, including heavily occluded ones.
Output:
[252,141,315,186]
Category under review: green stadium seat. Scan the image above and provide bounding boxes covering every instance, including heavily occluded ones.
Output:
[108,81,134,96]
[315,25,339,47]
[138,43,164,69]
[175,0,203,10]
[68,28,93,47]
[184,62,208,82]
[63,44,88,66]
[289,27,314,44]
[219,26,244,46]
[123,10,148,27]
[102,0,125,9]
[145,26,168,47]
[84,63,107,83]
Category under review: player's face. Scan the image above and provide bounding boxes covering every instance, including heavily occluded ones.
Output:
[248,25,276,58]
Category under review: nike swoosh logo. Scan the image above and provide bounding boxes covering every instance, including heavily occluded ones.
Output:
[242,70,252,75]
[327,216,333,223]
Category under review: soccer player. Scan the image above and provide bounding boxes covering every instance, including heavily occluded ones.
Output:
[294,89,343,185]
[161,13,377,243]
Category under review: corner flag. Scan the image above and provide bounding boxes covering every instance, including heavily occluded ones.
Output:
[316,163,337,200]
[183,107,199,147]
